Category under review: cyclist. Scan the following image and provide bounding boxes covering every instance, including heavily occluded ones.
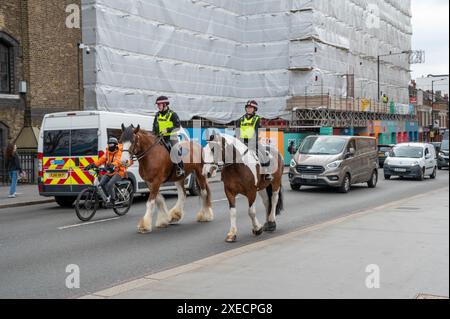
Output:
[86,137,132,207]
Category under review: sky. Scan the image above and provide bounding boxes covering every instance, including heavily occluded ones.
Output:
[411,0,449,80]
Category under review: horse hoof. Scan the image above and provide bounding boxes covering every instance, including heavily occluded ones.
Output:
[263,222,276,232]
[225,235,237,243]
[156,223,169,229]
[137,227,151,234]
[252,228,264,236]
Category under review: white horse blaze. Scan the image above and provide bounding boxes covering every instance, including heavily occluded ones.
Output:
[121,141,132,163]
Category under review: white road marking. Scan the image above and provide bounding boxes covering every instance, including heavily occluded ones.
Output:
[58,217,121,230]
[211,196,242,203]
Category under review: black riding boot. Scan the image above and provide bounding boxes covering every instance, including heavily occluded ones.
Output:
[176,161,185,177]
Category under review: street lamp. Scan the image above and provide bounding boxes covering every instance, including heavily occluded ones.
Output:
[431,78,447,104]
[377,50,411,101]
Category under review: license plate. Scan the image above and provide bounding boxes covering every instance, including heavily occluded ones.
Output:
[394,168,407,172]
[301,175,318,180]
[46,172,68,179]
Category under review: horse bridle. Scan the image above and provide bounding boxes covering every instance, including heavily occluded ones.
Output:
[123,133,163,162]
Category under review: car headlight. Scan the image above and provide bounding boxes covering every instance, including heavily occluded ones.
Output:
[327,160,343,169]
[290,159,297,168]
[439,152,445,157]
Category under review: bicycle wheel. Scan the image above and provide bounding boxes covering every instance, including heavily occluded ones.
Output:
[113,184,134,217]
[75,188,99,222]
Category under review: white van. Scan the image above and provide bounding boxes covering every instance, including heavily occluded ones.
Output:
[383,143,438,181]
[38,111,199,207]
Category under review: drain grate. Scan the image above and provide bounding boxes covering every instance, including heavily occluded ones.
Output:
[416,293,448,299]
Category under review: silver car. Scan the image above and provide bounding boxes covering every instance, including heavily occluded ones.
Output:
[289,136,379,193]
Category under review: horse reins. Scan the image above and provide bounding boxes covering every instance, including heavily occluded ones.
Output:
[123,134,164,162]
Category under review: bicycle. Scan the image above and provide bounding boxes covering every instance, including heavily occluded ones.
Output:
[75,167,135,222]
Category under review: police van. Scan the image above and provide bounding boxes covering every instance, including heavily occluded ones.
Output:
[38,111,199,207]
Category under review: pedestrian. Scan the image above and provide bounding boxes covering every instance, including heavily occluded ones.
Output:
[288,140,297,156]
[5,143,23,198]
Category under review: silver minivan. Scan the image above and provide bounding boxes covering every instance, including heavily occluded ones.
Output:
[289,136,379,193]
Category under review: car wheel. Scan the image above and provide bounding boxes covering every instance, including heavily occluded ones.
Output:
[368,170,378,188]
[338,174,351,193]
[290,183,301,191]
[384,174,391,180]
[438,166,442,170]
[430,167,437,179]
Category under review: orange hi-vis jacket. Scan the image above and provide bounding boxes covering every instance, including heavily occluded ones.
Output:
[94,144,128,178]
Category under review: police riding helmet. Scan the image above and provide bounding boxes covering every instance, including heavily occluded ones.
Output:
[156,96,170,106]
[245,100,258,112]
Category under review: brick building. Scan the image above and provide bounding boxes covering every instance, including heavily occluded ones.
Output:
[0,0,82,157]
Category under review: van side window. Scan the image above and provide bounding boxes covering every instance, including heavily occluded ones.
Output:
[107,129,123,140]
[425,148,429,156]
[71,129,98,156]
[347,140,356,152]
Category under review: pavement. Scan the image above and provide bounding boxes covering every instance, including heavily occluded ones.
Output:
[0,170,448,298]
[84,186,449,299]
[0,184,54,209]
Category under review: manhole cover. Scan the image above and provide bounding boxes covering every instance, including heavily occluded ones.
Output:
[395,207,421,211]
[416,294,448,299]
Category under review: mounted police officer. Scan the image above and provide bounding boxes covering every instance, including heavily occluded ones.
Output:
[152,96,185,177]
[237,100,273,182]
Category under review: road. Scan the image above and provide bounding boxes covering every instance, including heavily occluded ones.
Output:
[0,169,448,298]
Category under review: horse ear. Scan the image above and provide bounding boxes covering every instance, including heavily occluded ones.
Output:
[134,125,141,134]
[121,123,126,131]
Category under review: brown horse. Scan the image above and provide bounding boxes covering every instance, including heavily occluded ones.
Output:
[203,133,284,242]
[120,124,214,234]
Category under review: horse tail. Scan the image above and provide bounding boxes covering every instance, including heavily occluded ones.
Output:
[276,185,284,216]
[265,184,284,216]
[265,184,273,217]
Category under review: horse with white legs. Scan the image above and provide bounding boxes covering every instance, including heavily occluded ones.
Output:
[120,124,214,234]
[203,133,284,243]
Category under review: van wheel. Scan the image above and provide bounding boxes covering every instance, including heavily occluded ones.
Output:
[338,174,351,193]
[417,168,425,181]
[290,183,301,191]
[430,167,437,179]
[368,170,378,188]
[55,196,76,208]
[188,175,200,196]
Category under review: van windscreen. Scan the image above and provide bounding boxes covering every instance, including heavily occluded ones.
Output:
[299,137,347,155]
[44,130,70,157]
[43,129,98,157]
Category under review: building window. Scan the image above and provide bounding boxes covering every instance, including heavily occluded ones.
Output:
[0,42,11,94]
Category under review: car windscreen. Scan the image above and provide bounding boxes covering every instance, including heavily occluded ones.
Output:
[299,137,347,155]
[378,146,392,152]
[441,140,449,151]
[43,130,70,157]
[391,146,423,159]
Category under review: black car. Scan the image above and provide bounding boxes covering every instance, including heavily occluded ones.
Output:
[431,142,441,155]
[377,144,395,168]
[438,139,449,170]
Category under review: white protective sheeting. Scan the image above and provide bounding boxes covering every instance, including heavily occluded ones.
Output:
[82,0,412,123]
